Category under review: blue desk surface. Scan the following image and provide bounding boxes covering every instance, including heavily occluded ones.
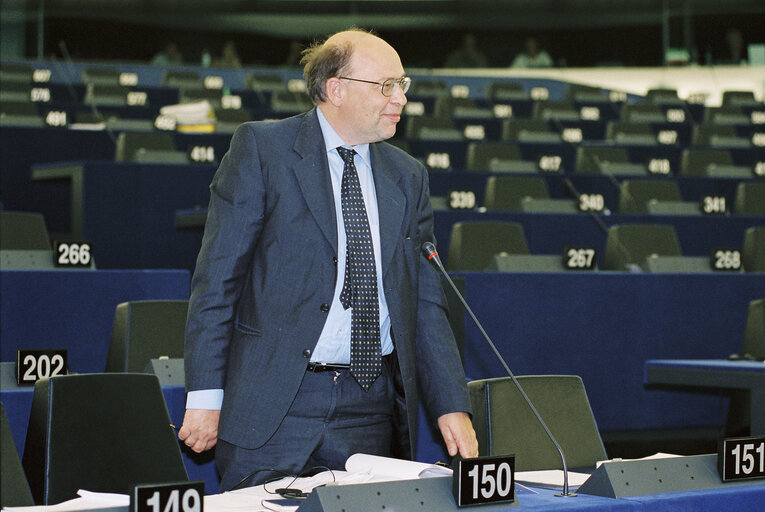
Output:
[645,359,765,373]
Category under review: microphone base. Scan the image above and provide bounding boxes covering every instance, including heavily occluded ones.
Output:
[555,492,578,497]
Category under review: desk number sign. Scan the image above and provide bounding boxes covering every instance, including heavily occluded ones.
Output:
[718,436,765,482]
[453,454,515,507]
[133,481,204,512]
[16,349,67,385]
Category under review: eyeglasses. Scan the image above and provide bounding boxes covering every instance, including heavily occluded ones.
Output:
[338,76,412,97]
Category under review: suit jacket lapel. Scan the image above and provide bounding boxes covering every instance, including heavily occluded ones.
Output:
[370,144,405,278]
[292,110,338,253]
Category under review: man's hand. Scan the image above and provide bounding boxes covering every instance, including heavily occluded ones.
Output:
[178,409,220,453]
[437,411,478,458]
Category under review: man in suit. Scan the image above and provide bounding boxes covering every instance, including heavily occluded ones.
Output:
[179,29,477,491]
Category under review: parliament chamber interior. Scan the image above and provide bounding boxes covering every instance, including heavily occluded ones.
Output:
[1,1,765,510]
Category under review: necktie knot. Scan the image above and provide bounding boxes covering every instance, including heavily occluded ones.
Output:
[337,147,356,168]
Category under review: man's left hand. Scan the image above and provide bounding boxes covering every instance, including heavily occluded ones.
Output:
[437,411,478,458]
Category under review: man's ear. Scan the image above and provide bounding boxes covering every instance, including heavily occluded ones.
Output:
[325,77,344,107]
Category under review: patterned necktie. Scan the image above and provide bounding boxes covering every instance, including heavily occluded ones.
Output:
[336,146,382,391]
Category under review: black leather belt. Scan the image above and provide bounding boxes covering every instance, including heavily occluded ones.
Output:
[306,362,350,372]
[306,353,394,373]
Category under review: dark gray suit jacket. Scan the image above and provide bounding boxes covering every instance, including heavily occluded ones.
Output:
[185,108,471,453]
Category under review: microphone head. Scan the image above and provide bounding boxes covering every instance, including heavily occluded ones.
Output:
[422,241,438,259]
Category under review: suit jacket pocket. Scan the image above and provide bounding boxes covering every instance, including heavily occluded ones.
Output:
[233,322,261,336]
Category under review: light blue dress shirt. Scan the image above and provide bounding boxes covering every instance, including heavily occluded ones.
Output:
[187,108,393,410]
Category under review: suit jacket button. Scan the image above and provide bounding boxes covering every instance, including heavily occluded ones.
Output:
[320,303,330,312]
[302,349,312,358]
[332,257,338,266]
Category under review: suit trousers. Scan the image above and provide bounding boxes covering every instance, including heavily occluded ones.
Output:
[216,357,396,492]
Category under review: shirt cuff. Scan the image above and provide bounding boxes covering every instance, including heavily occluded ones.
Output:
[186,389,224,410]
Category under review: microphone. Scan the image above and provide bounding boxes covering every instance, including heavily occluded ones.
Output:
[423,241,576,497]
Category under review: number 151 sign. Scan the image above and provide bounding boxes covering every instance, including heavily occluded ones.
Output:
[719,436,765,482]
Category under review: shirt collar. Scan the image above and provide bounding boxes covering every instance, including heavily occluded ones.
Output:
[316,106,371,167]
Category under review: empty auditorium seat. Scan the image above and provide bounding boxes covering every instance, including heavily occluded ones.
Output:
[606,122,661,146]
[22,374,188,504]
[434,97,492,119]
[0,211,50,250]
[405,116,462,140]
[469,376,606,470]
[270,91,312,115]
[565,84,610,103]
[181,88,223,107]
[603,224,707,272]
[407,79,448,98]
[247,73,286,93]
[726,298,765,436]
[704,106,752,126]
[0,101,43,127]
[486,81,527,101]
[680,148,750,178]
[618,179,699,215]
[575,146,645,175]
[446,221,528,271]
[743,226,765,272]
[0,63,33,83]
[83,84,128,106]
[484,176,578,213]
[620,104,667,123]
[645,88,684,106]
[162,70,202,89]
[114,132,189,163]
[734,182,765,216]
[215,107,252,133]
[692,124,751,148]
[105,300,188,373]
[501,118,560,143]
[534,100,581,122]
[0,81,36,103]
[81,67,121,86]
[465,142,536,172]
[722,90,761,108]
[1,403,34,507]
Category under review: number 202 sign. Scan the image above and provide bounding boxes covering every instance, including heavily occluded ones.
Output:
[453,455,515,507]
[16,349,67,385]
[133,481,204,512]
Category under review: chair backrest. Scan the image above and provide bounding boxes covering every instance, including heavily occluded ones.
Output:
[0,211,50,250]
[742,298,765,359]
[114,132,176,162]
[500,118,553,141]
[575,146,630,174]
[645,87,681,105]
[22,374,188,504]
[680,148,733,176]
[468,376,606,471]
[466,142,522,171]
[446,222,528,271]
[722,90,758,107]
[405,116,461,140]
[734,182,765,216]
[603,224,682,271]
[484,176,550,211]
[105,300,188,372]
[1,403,34,507]
[486,81,526,101]
[743,226,765,272]
[618,180,682,214]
